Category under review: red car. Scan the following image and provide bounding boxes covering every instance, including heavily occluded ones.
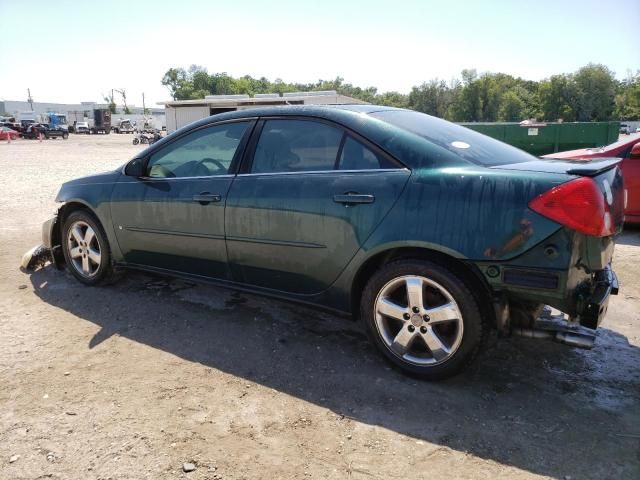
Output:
[0,126,19,141]
[544,136,640,224]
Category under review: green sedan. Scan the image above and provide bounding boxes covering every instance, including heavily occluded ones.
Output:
[39,105,623,379]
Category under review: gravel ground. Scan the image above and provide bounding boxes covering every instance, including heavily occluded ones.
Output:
[1,134,639,480]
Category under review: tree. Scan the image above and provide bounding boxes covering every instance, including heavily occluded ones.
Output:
[159,63,623,123]
[615,71,640,120]
[498,90,525,121]
[103,91,116,113]
[114,89,131,114]
[161,68,187,100]
[573,64,616,121]
[408,79,451,117]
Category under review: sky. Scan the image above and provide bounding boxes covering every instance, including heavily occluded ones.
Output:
[1,0,638,108]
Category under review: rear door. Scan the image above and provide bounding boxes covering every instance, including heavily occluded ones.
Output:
[225,118,410,294]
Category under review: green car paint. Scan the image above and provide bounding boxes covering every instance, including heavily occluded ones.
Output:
[47,105,622,329]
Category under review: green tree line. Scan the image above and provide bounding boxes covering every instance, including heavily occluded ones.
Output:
[162,64,640,122]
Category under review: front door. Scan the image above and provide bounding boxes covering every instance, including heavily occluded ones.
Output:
[110,120,253,278]
[225,118,410,294]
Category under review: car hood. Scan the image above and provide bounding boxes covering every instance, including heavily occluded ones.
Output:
[492,157,621,177]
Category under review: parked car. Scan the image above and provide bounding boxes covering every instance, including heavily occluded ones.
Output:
[543,136,640,224]
[21,123,47,139]
[620,124,630,135]
[35,105,623,379]
[112,119,134,134]
[43,124,69,140]
[22,123,69,140]
[75,122,90,134]
[0,126,19,141]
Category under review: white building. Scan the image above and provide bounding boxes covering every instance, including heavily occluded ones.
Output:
[161,91,367,133]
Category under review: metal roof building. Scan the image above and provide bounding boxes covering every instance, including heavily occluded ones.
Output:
[161,91,367,133]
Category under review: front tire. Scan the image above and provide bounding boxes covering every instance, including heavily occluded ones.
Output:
[360,259,484,380]
[61,210,113,286]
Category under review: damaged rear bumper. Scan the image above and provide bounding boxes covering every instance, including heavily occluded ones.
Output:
[578,267,619,330]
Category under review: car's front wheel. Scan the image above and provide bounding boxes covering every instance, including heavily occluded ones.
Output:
[61,210,113,286]
[361,259,485,380]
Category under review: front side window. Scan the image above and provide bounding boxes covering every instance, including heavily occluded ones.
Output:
[146,121,250,178]
[251,120,343,173]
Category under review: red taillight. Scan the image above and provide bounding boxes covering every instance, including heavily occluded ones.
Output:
[528,177,613,237]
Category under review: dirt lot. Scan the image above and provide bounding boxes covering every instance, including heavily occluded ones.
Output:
[0,134,638,480]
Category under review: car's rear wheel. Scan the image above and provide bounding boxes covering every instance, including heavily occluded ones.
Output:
[61,210,113,286]
[361,259,484,380]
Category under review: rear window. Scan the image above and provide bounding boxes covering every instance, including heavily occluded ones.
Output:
[370,110,537,166]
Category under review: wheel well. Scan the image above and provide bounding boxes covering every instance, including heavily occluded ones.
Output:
[53,202,94,246]
[350,247,496,328]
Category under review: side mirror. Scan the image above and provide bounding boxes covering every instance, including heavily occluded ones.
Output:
[630,143,640,160]
[124,158,146,177]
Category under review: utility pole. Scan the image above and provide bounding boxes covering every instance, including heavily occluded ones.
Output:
[142,92,146,114]
[27,88,33,111]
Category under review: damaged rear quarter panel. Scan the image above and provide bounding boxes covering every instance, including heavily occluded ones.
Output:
[362,166,568,261]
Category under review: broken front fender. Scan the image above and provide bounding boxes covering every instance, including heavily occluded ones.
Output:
[42,215,58,248]
[41,215,64,268]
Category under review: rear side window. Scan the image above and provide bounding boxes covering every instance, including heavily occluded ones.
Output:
[252,120,343,173]
[339,136,395,170]
[370,110,538,166]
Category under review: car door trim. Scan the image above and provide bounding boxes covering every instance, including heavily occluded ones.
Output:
[226,235,326,249]
[123,226,225,240]
[235,168,410,177]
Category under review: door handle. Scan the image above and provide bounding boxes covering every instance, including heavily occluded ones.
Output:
[333,193,375,205]
[192,193,222,205]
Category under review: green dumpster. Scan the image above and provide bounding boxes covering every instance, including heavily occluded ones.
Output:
[459,121,620,156]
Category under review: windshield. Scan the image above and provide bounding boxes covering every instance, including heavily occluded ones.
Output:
[370,110,538,166]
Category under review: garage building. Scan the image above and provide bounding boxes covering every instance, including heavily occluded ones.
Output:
[162,91,367,133]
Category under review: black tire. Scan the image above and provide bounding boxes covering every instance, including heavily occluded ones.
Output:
[360,259,485,380]
[62,132,69,139]
[61,210,114,286]
[132,137,139,145]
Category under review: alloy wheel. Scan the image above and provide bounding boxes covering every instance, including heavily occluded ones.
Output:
[374,275,464,365]
[66,220,102,277]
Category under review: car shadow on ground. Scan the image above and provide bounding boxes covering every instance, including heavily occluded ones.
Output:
[28,266,640,479]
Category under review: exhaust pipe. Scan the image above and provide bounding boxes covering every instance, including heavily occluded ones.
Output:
[512,327,595,350]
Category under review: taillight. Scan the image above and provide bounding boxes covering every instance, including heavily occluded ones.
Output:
[528,177,613,237]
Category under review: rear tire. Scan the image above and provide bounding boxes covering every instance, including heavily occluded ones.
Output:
[61,210,114,286]
[360,259,485,380]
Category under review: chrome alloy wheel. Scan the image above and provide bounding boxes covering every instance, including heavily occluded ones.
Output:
[67,220,102,277]
[374,275,464,365]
